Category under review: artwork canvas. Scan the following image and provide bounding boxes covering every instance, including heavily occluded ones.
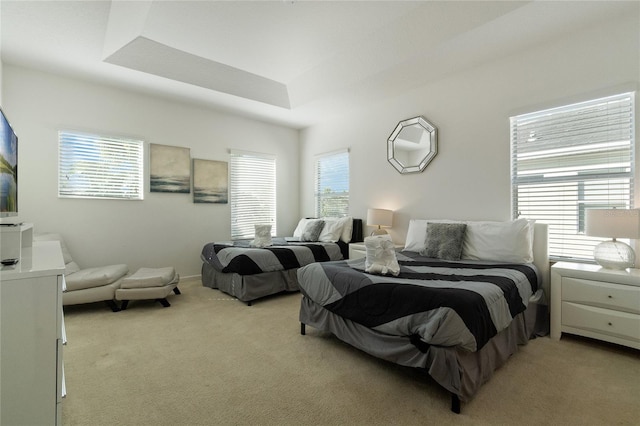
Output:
[193,159,228,204]
[150,144,191,193]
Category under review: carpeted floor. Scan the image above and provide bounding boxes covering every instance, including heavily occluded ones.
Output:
[61,278,640,425]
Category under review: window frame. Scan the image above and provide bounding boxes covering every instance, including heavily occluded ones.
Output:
[510,92,635,262]
[314,149,350,218]
[229,150,277,240]
[58,130,144,200]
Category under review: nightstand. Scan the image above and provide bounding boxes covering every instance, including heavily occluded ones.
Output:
[348,242,403,260]
[550,261,640,349]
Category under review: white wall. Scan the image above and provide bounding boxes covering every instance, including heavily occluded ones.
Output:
[300,11,640,245]
[4,66,299,277]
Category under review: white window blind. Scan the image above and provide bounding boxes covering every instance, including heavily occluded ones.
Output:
[511,92,635,262]
[58,131,143,200]
[315,149,350,217]
[230,151,276,239]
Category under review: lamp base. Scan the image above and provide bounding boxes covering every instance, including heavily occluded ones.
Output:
[370,228,388,236]
[593,240,635,270]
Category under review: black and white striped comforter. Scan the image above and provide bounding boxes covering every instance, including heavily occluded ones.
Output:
[297,251,540,352]
[201,239,344,275]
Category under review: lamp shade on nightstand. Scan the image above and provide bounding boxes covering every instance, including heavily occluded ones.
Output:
[367,208,393,236]
[586,209,640,270]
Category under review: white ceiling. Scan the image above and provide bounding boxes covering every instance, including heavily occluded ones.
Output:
[1,1,636,129]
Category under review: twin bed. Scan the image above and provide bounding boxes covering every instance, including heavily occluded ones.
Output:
[201,218,363,305]
[201,217,549,413]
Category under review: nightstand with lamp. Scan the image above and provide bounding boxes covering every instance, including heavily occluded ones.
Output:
[349,208,401,259]
[550,208,640,349]
[366,208,393,236]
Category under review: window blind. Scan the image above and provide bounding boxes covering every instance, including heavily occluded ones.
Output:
[315,149,349,217]
[58,131,143,200]
[230,151,276,239]
[510,92,635,261]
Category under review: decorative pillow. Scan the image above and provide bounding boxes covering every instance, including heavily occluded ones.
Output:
[420,222,467,260]
[300,220,325,242]
[402,219,458,252]
[462,218,534,263]
[364,234,400,276]
[250,224,273,248]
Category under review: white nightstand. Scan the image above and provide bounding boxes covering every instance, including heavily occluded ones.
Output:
[550,261,640,349]
[348,242,403,260]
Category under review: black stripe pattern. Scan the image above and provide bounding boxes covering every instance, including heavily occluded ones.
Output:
[312,258,539,351]
[201,241,343,275]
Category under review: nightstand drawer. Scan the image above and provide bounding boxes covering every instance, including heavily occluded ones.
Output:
[562,277,640,314]
[562,301,640,342]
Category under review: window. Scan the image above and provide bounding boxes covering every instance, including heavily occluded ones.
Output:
[510,92,635,262]
[315,149,349,217]
[58,131,143,200]
[230,151,276,239]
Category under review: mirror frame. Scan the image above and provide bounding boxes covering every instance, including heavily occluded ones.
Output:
[387,116,438,174]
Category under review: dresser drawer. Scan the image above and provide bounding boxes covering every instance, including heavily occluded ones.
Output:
[562,301,640,342]
[562,277,640,314]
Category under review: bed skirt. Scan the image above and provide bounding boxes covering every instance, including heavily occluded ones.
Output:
[299,296,546,403]
[201,261,299,303]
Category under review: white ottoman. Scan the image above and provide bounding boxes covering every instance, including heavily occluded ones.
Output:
[115,267,180,309]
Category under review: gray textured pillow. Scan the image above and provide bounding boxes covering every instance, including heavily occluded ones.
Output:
[420,222,467,260]
[301,220,325,242]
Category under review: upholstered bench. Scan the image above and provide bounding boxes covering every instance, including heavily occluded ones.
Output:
[115,267,180,310]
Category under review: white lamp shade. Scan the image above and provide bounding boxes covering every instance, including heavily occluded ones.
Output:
[585,209,640,238]
[367,208,393,228]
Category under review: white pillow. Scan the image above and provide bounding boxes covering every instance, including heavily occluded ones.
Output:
[293,218,312,238]
[250,224,273,248]
[402,219,428,252]
[364,235,400,276]
[319,216,353,243]
[462,218,534,263]
[337,216,354,243]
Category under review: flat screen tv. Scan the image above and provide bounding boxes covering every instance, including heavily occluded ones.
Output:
[0,107,18,219]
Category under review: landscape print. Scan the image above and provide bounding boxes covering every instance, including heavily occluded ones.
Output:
[193,159,228,204]
[0,117,17,213]
[150,144,190,193]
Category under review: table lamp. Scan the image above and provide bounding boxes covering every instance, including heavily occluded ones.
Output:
[585,208,640,270]
[367,208,393,236]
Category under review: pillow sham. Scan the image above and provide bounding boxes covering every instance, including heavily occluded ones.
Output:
[420,222,467,261]
[300,220,325,242]
[462,218,534,263]
[250,224,273,248]
[364,234,400,276]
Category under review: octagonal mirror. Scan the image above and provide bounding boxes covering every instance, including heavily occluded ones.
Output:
[387,116,438,174]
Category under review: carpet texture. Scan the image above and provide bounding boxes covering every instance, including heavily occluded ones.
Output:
[61,278,640,425]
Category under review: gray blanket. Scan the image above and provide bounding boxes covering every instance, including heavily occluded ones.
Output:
[297,251,540,352]
[201,239,344,275]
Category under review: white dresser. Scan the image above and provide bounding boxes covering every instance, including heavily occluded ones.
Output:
[550,261,640,350]
[0,240,66,425]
